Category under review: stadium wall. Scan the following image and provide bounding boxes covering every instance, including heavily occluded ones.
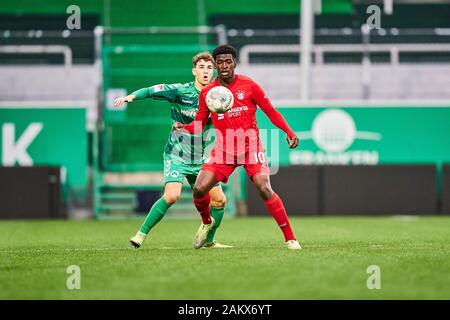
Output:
[256,106,450,167]
[0,107,88,201]
[246,105,450,215]
[247,165,439,215]
[0,166,64,219]
[443,165,450,214]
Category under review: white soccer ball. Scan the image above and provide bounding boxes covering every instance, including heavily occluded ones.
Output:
[205,86,234,114]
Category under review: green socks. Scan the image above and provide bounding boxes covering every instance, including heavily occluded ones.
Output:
[139,197,171,234]
[206,206,225,243]
[138,197,224,242]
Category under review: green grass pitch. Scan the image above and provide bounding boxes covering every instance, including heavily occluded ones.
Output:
[1,216,449,299]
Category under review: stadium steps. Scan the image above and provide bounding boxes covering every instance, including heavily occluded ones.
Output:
[95,172,195,217]
[100,192,135,200]
[100,203,136,211]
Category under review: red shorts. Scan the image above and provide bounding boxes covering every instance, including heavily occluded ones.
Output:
[201,150,270,184]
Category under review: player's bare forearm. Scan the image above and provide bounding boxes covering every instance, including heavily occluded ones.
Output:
[113,94,136,107]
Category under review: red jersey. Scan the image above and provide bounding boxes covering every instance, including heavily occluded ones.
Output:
[184,74,296,162]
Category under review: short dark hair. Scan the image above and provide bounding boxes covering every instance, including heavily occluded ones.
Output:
[212,44,237,60]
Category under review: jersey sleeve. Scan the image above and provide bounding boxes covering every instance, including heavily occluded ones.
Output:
[132,83,181,102]
[252,82,296,139]
[183,89,211,134]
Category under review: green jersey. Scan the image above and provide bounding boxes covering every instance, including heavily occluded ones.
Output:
[132,81,214,164]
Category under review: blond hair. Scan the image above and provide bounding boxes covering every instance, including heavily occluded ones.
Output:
[192,51,214,67]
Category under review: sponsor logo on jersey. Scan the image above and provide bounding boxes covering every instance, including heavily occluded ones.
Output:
[181,98,193,105]
[236,90,246,100]
[227,105,249,118]
[229,106,248,113]
[170,170,180,178]
[153,84,164,92]
[180,108,197,118]
[216,106,249,120]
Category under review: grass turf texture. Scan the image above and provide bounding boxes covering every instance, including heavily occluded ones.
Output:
[1,216,449,299]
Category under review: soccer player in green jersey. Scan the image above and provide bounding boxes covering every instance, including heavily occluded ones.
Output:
[114,52,230,249]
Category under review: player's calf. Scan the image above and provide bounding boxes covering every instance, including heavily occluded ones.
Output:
[193,193,213,225]
[252,174,274,201]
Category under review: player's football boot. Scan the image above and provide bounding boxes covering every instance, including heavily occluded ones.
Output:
[192,217,215,249]
[130,232,147,249]
[203,240,233,248]
[286,240,302,250]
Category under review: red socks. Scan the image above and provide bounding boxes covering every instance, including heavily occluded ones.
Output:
[264,193,296,241]
[193,193,213,225]
[194,192,295,239]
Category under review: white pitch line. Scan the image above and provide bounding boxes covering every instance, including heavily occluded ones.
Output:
[0,246,189,254]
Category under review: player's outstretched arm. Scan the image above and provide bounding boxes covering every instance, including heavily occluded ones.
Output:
[253,84,299,149]
[115,84,181,108]
[114,94,136,107]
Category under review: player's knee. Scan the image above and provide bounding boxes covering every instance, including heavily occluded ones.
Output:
[256,183,273,199]
[193,185,208,199]
[211,194,227,208]
[163,192,180,205]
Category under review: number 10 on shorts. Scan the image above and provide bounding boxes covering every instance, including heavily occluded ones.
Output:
[254,152,266,164]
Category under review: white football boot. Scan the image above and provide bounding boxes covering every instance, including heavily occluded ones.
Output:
[130,232,147,249]
[286,240,302,250]
[203,240,233,248]
[192,218,215,249]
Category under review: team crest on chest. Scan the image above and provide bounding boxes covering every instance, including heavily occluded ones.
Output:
[236,90,245,101]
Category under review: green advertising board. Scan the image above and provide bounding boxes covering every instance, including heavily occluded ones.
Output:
[256,107,450,167]
[0,108,88,197]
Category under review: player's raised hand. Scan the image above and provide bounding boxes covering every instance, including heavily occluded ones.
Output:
[114,95,135,107]
[286,135,299,149]
[172,122,185,131]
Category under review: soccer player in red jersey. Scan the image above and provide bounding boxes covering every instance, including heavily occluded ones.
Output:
[173,44,301,250]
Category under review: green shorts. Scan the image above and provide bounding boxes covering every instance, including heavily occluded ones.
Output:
[163,156,218,188]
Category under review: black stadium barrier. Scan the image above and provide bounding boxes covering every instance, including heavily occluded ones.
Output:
[322,165,437,215]
[0,165,445,218]
[247,165,438,216]
[443,164,450,214]
[0,166,63,219]
[247,166,321,216]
